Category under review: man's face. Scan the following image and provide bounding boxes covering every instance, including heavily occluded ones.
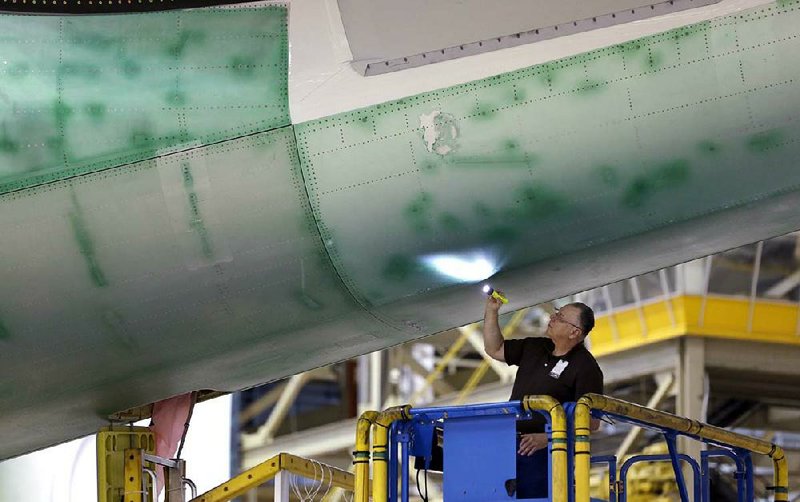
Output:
[546,304,583,343]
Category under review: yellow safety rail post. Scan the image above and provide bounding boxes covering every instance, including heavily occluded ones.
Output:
[575,393,789,502]
[354,410,378,502]
[191,453,356,502]
[522,396,568,502]
[574,397,593,502]
[372,405,412,502]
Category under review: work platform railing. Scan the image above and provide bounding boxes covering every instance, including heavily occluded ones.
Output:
[352,395,789,502]
[579,233,800,357]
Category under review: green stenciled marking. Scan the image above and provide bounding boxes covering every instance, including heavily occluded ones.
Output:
[382,254,421,282]
[404,192,434,232]
[595,165,620,187]
[576,79,607,95]
[68,191,108,287]
[747,129,784,153]
[182,162,214,259]
[450,151,538,168]
[0,125,19,154]
[512,183,568,220]
[622,159,691,208]
[85,103,107,121]
[0,317,9,340]
[697,140,722,155]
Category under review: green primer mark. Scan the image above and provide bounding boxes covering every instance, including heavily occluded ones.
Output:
[120,59,142,78]
[404,192,434,233]
[59,61,101,79]
[86,103,107,121]
[421,160,438,174]
[617,41,644,56]
[230,55,258,77]
[52,100,74,125]
[166,90,188,106]
[483,225,518,244]
[538,65,557,88]
[0,125,19,154]
[646,50,664,70]
[69,31,117,50]
[595,165,620,187]
[295,291,324,310]
[382,254,420,282]
[0,317,9,340]
[747,129,784,153]
[8,62,30,78]
[471,102,497,120]
[439,212,464,231]
[622,159,691,208]
[102,309,138,351]
[474,202,493,219]
[697,140,722,155]
[512,183,568,220]
[68,191,108,288]
[167,30,205,59]
[576,79,607,95]
[182,162,214,259]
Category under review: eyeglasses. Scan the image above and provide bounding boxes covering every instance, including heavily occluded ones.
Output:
[551,310,582,332]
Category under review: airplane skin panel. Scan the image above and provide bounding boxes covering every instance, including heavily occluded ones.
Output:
[0,126,402,460]
[3,0,800,463]
[0,6,289,194]
[296,0,800,309]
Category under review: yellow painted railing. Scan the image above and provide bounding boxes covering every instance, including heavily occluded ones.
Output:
[591,295,800,357]
[574,394,789,502]
[191,452,354,502]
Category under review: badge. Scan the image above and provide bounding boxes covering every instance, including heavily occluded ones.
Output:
[549,359,569,379]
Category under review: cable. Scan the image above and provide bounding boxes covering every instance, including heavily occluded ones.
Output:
[415,469,429,502]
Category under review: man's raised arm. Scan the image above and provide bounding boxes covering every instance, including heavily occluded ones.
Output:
[483,293,506,362]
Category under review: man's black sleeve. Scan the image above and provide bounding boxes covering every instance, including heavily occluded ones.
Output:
[504,338,526,366]
[575,361,604,398]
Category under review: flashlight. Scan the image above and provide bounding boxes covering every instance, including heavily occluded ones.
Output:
[482,285,508,304]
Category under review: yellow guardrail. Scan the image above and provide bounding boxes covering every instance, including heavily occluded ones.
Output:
[191,452,355,502]
[574,393,789,502]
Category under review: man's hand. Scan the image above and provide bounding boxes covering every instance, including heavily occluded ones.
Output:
[518,433,548,456]
[485,289,506,313]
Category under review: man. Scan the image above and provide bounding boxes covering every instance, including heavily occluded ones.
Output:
[483,295,603,499]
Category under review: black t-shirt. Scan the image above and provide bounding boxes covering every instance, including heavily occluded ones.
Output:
[505,337,603,433]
